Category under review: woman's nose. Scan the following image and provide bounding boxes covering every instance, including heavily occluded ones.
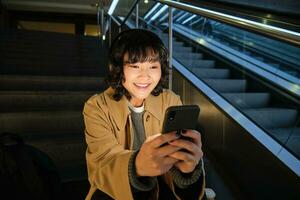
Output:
[138,68,150,77]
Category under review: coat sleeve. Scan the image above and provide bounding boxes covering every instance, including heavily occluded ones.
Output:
[83,95,133,200]
[163,90,206,200]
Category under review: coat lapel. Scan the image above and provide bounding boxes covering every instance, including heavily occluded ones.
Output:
[104,88,130,131]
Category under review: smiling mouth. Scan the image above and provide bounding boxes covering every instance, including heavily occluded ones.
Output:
[134,83,151,88]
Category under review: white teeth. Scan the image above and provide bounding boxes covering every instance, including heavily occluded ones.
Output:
[135,83,149,87]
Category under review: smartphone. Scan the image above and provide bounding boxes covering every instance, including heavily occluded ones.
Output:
[162,105,200,134]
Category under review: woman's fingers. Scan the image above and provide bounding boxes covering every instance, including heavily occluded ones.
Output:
[181,129,202,147]
[169,138,196,153]
[149,131,179,148]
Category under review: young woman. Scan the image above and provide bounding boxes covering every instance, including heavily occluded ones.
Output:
[83,29,205,200]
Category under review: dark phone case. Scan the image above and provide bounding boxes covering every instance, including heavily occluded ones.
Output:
[162,105,200,134]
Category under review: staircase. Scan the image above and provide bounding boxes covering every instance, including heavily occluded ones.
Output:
[0,28,108,199]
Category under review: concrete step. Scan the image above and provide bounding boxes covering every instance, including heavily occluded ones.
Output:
[0,44,101,55]
[0,91,95,112]
[29,136,87,182]
[0,66,106,76]
[222,93,270,109]
[0,58,102,68]
[0,37,101,47]
[0,75,106,91]
[0,44,104,58]
[0,30,99,41]
[0,28,101,185]
[1,52,101,61]
[192,68,230,79]
[0,111,84,137]
[244,108,298,129]
[0,48,104,59]
[204,79,247,92]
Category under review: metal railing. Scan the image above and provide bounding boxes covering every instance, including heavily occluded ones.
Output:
[120,0,140,28]
[156,0,300,46]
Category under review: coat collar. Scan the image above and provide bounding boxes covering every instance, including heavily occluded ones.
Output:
[104,87,163,130]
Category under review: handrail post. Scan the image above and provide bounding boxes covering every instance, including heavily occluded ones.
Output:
[96,4,101,36]
[109,16,112,46]
[168,6,173,90]
[101,7,105,40]
[135,3,139,28]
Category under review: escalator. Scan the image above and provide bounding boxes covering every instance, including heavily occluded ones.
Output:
[157,30,300,160]
[114,0,300,199]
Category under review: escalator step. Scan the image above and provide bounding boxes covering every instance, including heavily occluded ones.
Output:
[173,52,203,60]
[268,127,300,142]
[268,127,300,156]
[192,68,230,79]
[204,79,247,92]
[162,40,185,47]
[244,108,298,129]
[222,93,270,109]
[173,46,194,53]
[181,59,215,68]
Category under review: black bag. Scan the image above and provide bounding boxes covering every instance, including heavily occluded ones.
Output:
[0,132,62,200]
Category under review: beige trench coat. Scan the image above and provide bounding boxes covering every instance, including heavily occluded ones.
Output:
[83,87,205,200]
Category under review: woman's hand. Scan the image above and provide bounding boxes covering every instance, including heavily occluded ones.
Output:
[135,132,181,177]
[168,130,203,173]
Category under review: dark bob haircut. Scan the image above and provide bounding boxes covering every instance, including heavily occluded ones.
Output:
[107,29,169,101]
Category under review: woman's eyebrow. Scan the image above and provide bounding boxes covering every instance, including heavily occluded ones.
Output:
[123,60,131,64]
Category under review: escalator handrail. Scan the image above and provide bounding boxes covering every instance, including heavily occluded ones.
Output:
[156,0,300,46]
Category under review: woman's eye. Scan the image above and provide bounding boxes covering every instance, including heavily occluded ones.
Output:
[150,66,158,69]
[129,65,139,69]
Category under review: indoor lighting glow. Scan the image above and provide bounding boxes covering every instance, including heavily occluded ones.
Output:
[182,14,196,25]
[159,13,169,22]
[144,0,149,3]
[150,5,168,22]
[144,3,160,20]
[108,0,119,15]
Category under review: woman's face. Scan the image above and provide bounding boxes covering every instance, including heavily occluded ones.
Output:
[122,54,162,107]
